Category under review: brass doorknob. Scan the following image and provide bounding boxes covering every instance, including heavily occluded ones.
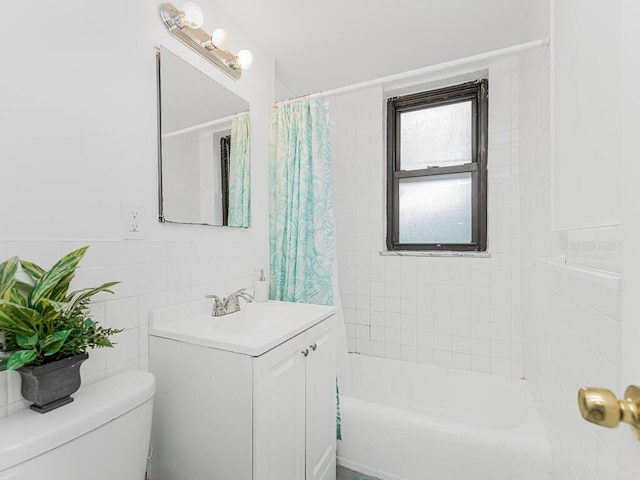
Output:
[578,385,640,439]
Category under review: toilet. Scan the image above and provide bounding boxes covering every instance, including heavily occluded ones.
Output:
[0,370,155,480]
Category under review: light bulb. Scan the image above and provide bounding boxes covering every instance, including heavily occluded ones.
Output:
[211,28,230,50]
[236,49,254,69]
[181,2,204,29]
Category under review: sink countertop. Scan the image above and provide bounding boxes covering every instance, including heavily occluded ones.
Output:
[149,299,336,356]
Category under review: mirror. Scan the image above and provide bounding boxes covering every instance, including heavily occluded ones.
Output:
[157,46,251,227]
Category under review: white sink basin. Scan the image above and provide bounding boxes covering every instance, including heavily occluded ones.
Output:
[150,300,335,356]
[211,305,305,334]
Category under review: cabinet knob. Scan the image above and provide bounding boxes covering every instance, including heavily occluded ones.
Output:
[310,343,317,351]
[301,349,309,357]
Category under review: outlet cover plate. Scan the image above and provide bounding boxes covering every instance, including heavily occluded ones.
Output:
[122,202,145,240]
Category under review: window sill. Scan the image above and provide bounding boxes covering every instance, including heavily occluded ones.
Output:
[380,250,491,258]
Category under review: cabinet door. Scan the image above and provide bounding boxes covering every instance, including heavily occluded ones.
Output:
[305,318,337,480]
[254,333,307,480]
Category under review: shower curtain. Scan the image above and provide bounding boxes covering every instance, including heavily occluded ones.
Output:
[228,112,251,227]
[269,99,334,305]
[269,97,350,441]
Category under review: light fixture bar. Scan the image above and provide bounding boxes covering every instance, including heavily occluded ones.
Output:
[159,3,242,80]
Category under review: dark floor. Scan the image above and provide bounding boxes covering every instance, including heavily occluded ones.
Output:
[337,465,381,480]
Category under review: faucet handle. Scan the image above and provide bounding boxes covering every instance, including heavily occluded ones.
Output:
[205,294,223,307]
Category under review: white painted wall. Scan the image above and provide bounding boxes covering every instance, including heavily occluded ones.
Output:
[331,59,524,378]
[553,0,622,230]
[162,128,225,225]
[0,0,274,417]
[163,132,203,223]
[198,130,218,225]
[0,0,272,242]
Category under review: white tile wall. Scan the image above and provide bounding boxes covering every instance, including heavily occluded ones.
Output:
[0,239,268,418]
[331,58,524,378]
[519,45,624,480]
[561,225,623,274]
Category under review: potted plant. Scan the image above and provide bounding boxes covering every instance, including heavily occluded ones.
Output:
[0,246,122,413]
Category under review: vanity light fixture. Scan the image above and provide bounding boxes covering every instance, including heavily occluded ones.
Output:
[180,2,204,28]
[159,2,254,80]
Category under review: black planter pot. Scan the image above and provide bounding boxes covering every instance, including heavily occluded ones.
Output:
[18,353,89,414]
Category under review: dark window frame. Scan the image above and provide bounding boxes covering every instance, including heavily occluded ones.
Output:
[386,79,488,252]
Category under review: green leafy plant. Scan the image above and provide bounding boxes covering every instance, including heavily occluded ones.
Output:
[0,246,122,370]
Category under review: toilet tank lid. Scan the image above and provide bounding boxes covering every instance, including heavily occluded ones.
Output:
[0,369,155,472]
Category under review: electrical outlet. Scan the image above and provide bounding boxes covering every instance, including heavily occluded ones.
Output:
[122,202,145,240]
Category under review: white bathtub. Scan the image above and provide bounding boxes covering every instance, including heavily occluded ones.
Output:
[337,354,551,480]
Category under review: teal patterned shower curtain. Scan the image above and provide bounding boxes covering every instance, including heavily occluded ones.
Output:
[228,112,251,227]
[269,99,335,305]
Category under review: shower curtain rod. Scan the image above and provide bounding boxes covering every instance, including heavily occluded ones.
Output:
[276,37,551,105]
[162,111,248,139]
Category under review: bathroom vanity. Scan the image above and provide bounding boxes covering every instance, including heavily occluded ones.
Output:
[148,300,336,480]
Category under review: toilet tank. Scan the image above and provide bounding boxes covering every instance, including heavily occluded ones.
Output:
[0,370,155,480]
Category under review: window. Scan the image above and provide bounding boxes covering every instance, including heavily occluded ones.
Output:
[386,79,488,252]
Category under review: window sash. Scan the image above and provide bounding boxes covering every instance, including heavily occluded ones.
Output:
[386,80,488,252]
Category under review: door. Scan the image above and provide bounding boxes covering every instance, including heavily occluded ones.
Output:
[254,333,307,480]
[554,1,640,478]
[621,0,640,477]
[305,319,337,480]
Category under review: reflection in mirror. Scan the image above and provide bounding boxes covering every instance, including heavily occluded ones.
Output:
[157,46,251,227]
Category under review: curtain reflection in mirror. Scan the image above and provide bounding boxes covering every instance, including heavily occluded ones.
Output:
[228,112,251,227]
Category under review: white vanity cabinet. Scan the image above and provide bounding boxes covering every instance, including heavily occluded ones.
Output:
[148,300,336,480]
[254,318,336,480]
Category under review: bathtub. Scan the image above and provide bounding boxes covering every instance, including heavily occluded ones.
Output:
[337,354,551,480]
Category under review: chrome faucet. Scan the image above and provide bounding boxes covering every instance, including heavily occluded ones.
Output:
[206,288,254,316]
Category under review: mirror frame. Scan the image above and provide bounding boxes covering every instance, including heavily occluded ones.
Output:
[156,49,167,223]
